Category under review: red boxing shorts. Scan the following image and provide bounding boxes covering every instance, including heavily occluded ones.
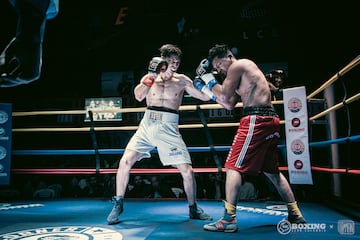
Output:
[225,106,281,175]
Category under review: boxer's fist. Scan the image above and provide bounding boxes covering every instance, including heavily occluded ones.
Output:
[148,57,168,74]
[196,58,217,89]
[193,76,206,91]
[142,75,155,87]
[196,58,212,76]
[193,76,216,101]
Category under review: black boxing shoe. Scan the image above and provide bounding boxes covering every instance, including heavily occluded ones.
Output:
[107,196,124,225]
[0,38,42,88]
[189,203,213,220]
[286,213,306,224]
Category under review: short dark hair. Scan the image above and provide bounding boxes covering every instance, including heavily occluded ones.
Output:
[270,69,286,79]
[208,44,230,62]
[159,44,182,59]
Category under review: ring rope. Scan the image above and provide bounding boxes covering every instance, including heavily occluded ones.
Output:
[11,104,235,117]
[307,54,360,99]
[11,167,360,175]
[9,91,354,132]
[10,136,360,176]
[10,123,243,133]
[7,56,360,181]
[9,91,355,132]
[309,92,360,121]
[11,53,357,120]
[11,135,360,156]
[11,102,288,117]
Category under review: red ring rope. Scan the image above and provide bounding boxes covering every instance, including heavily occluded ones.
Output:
[11,167,360,175]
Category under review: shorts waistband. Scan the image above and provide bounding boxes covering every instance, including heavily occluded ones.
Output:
[145,109,179,122]
[147,106,179,114]
[243,106,279,117]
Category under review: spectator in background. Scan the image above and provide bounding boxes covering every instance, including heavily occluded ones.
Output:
[203,173,224,200]
[266,69,286,101]
[127,175,153,198]
[78,177,93,197]
[150,175,177,198]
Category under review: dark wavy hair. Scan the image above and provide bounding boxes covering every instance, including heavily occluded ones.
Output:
[159,44,182,59]
[208,44,230,62]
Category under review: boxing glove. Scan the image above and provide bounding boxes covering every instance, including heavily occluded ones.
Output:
[141,57,168,87]
[142,75,155,87]
[193,76,216,101]
[196,58,218,90]
[193,76,206,91]
[196,58,212,76]
[148,57,168,74]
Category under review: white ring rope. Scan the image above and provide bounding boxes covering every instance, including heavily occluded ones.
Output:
[10,55,359,132]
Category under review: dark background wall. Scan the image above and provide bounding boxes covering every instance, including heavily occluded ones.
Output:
[1,0,358,138]
[0,0,358,100]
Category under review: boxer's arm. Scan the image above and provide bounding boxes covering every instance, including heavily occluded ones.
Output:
[134,75,152,101]
[212,83,240,110]
[134,57,168,101]
[194,58,242,110]
[191,76,216,101]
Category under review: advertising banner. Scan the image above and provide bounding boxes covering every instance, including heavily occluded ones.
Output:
[0,103,12,185]
[283,87,313,184]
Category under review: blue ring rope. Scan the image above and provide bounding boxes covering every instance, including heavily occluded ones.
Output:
[11,135,360,156]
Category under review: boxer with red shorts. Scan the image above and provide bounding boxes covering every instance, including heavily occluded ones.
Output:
[194,44,306,233]
[225,106,280,175]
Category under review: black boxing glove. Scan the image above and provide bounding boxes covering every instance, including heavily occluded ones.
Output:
[196,58,213,76]
[141,57,168,87]
[148,57,168,74]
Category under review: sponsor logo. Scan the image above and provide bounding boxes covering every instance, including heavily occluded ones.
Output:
[0,111,9,124]
[277,219,356,235]
[0,226,123,240]
[277,220,328,235]
[0,127,9,140]
[291,117,301,127]
[287,97,302,113]
[0,146,7,160]
[290,139,305,155]
[265,131,280,141]
[169,147,182,157]
[294,159,303,169]
[338,220,355,235]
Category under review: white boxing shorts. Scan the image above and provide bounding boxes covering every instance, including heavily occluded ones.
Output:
[125,107,191,166]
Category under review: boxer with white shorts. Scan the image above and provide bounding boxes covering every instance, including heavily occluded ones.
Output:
[107,44,213,225]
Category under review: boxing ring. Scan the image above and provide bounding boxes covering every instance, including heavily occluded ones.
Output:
[1,55,360,239]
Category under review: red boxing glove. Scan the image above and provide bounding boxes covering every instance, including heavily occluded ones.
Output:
[142,75,155,87]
